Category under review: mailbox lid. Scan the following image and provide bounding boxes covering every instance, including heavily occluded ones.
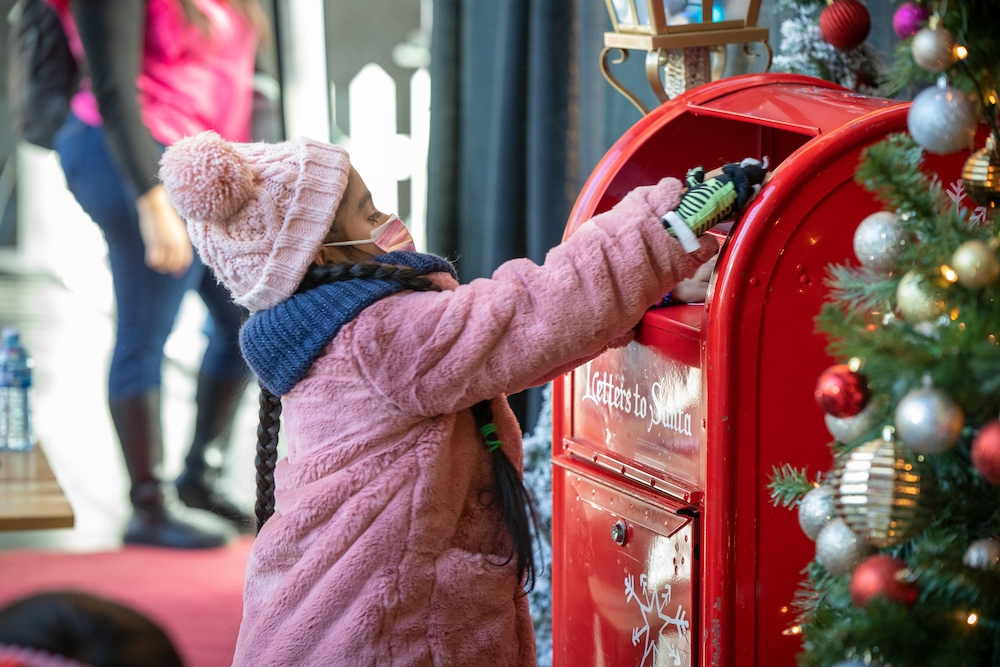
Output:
[552,457,698,667]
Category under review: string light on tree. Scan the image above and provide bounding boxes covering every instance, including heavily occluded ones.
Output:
[894,375,964,454]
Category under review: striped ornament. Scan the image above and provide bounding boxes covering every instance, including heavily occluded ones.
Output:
[819,0,871,51]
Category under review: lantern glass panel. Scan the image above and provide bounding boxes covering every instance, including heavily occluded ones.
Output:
[610,0,636,27]
[719,0,751,22]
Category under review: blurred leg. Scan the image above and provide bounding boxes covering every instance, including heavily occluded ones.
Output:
[54,116,231,548]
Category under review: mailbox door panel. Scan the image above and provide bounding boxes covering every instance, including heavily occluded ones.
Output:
[570,337,703,499]
[553,457,697,667]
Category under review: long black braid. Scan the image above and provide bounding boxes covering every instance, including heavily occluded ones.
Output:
[254,260,540,591]
[255,380,282,534]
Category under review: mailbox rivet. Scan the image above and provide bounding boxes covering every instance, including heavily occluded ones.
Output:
[796,264,805,273]
[799,274,810,285]
[611,520,628,546]
[749,277,759,287]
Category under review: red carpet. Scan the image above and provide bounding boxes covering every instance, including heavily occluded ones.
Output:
[0,537,253,667]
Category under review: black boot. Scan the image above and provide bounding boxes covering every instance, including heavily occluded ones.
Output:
[109,390,232,549]
[175,373,254,532]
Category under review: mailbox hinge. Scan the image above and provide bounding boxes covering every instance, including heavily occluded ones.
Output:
[562,437,704,505]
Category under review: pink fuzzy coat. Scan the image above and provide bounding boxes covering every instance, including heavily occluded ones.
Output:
[232,177,718,666]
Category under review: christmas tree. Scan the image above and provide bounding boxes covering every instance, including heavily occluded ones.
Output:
[772,0,881,94]
[769,1,1000,666]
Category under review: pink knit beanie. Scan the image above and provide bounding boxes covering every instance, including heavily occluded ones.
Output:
[159,131,351,311]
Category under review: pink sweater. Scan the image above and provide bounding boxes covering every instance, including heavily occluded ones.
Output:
[53,0,256,144]
[232,179,718,666]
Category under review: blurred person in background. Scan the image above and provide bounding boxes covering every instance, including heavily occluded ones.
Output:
[48,0,270,548]
[0,591,183,667]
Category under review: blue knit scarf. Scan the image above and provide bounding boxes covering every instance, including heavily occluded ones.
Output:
[240,252,457,396]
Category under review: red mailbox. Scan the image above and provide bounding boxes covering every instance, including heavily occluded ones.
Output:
[551,73,973,667]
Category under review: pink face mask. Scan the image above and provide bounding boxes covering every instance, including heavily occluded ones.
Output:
[323,214,416,254]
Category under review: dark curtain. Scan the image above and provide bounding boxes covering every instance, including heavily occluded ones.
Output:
[426,0,695,429]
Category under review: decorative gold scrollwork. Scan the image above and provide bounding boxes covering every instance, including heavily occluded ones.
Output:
[600,46,649,116]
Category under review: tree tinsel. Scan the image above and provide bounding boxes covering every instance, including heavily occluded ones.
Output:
[773,121,1000,664]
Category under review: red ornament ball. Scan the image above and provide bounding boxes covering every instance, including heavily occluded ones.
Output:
[972,420,1000,485]
[815,364,871,418]
[820,0,871,50]
[850,555,918,607]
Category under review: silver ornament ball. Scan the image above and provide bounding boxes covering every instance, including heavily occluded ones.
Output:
[815,518,873,575]
[853,211,908,273]
[907,81,978,155]
[963,538,1000,570]
[897,271,944,323]
[894,380,964,454]
[911,25,957,72]
[799,486,837,541]
[826,399,882,444]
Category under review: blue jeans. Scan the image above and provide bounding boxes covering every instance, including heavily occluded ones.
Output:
[54,114,248,400]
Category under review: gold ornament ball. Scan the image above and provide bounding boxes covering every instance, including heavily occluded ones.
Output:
[911,25,957,72]
[832,434,933,548]
[952,240,1000,288]
[962,134,1000,209]
[896,271,944,323]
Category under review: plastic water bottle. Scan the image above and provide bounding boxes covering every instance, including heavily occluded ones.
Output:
[0,327,35,451]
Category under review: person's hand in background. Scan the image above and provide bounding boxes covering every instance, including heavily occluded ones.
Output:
[136,184,193,276]
[672,253,718,303]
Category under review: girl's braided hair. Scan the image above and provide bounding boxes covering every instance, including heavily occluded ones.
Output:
[254,260,540,590]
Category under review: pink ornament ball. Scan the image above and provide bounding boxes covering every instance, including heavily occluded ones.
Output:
[893,2,930,40]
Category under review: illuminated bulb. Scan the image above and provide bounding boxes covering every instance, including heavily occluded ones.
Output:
[956,45,969,59]
[848,357,862,373]
[950,308,960,321]
[781,625,802,636]
[968,613,978,625]
[990,94,998,105]
[942,265,958,283]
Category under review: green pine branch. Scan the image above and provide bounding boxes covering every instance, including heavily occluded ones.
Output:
[767,464,816,508]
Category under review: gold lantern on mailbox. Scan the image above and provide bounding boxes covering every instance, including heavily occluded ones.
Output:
[602,0,770,113]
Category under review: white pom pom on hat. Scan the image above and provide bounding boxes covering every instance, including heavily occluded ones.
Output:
[160,131,255,223]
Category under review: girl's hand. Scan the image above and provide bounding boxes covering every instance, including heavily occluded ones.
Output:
[672,253,718,303]
[137,184,194,276]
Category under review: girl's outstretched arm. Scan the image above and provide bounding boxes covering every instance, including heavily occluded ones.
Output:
[351,178,718,417]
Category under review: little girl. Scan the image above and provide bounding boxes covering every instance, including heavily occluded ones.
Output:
[160,132,732,666]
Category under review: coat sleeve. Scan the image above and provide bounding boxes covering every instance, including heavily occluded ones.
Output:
[72,0,163,196]
[350,178,719,418]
